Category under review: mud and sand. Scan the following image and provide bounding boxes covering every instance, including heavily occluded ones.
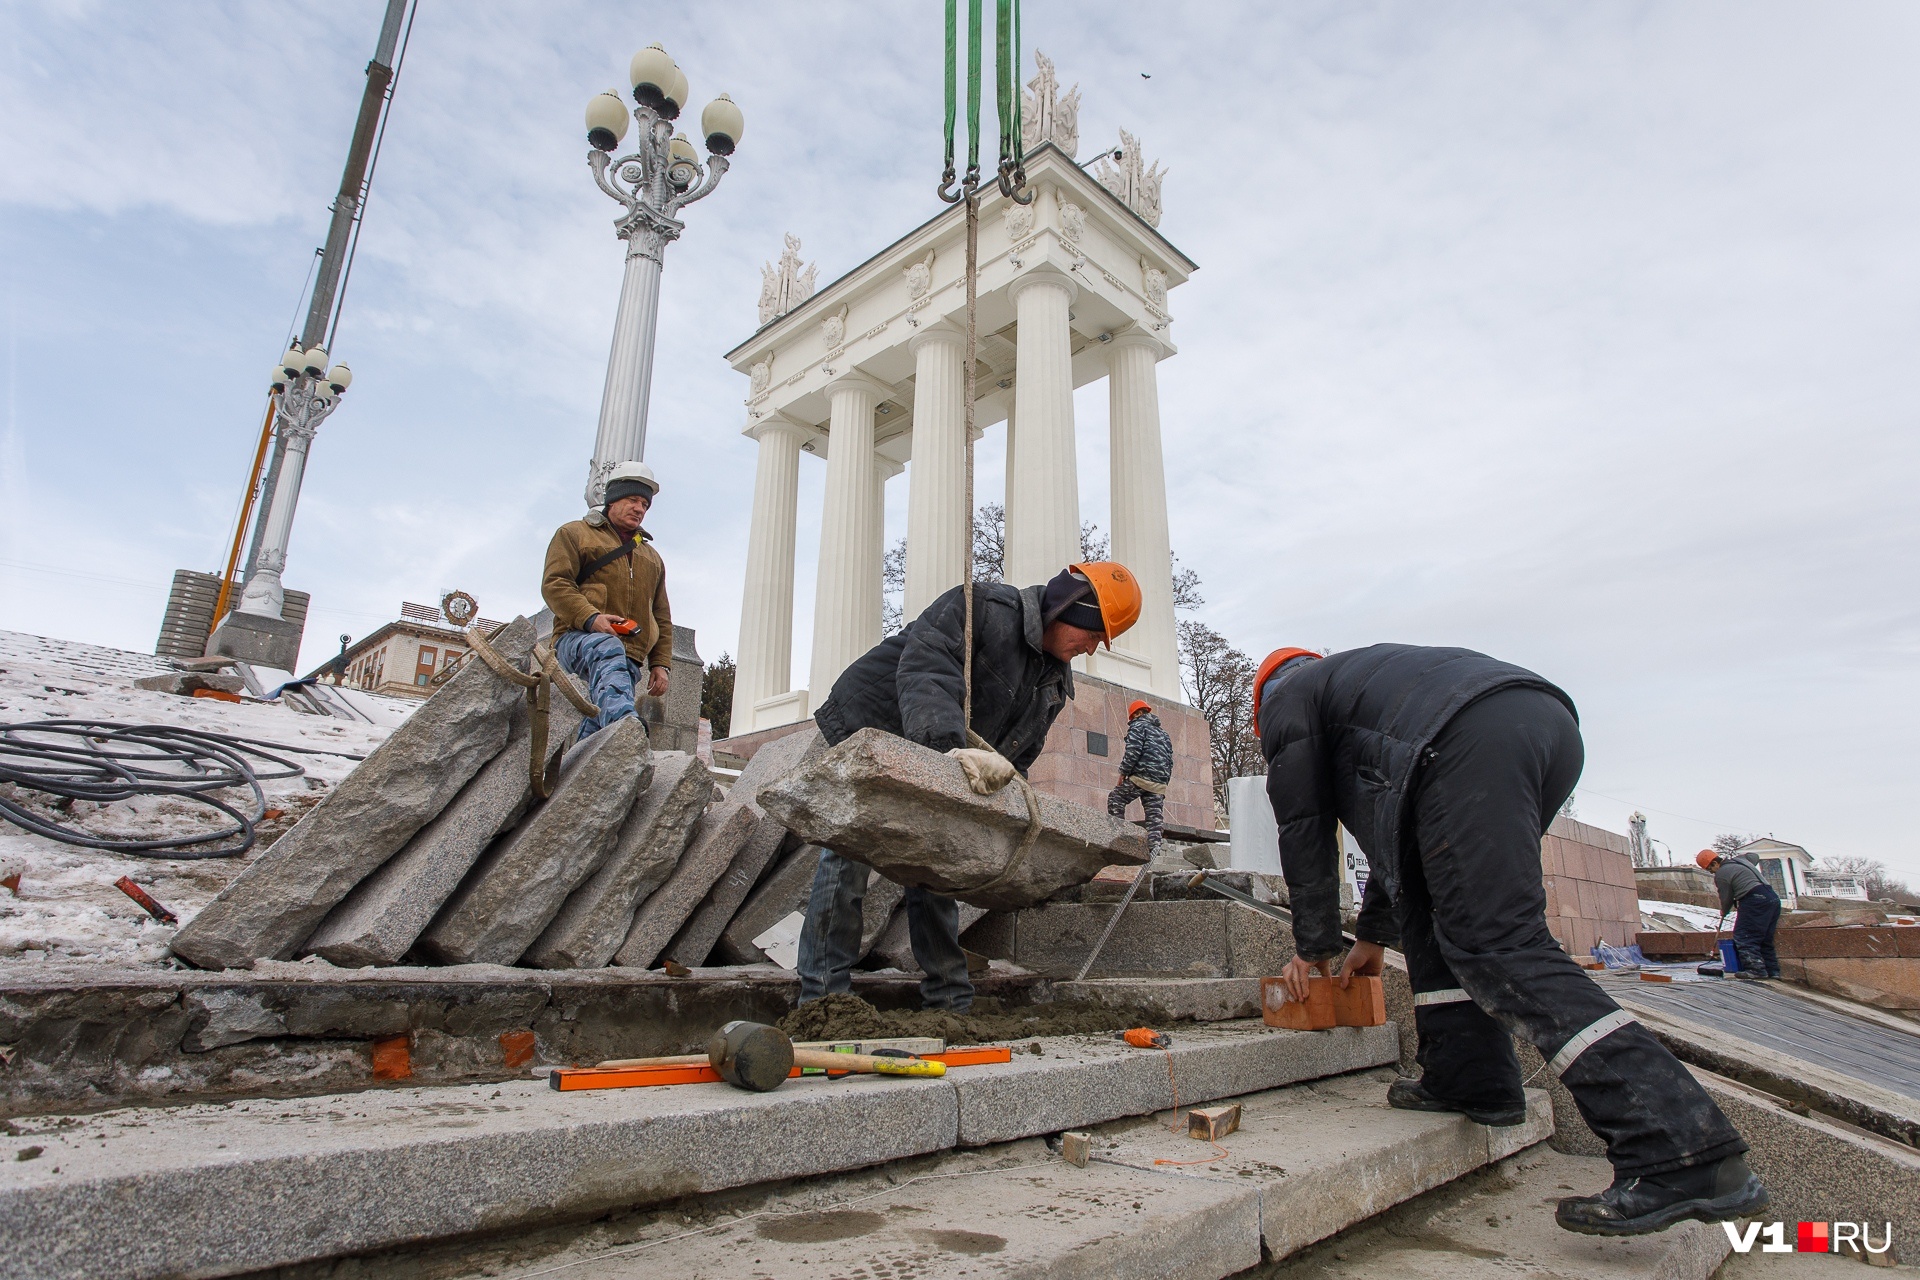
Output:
[776,992,1160,1046]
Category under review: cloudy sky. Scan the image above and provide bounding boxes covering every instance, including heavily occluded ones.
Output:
[3,3,1916,882]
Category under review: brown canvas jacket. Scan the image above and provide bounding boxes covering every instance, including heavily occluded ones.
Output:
[541,515,673,670]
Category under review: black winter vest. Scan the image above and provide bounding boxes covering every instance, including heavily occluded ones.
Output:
[1256,643,1576,960]
[813,582,1073,775]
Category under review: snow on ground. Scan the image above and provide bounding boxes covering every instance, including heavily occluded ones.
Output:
[1639,896,1726,931]
[0,630,407,969]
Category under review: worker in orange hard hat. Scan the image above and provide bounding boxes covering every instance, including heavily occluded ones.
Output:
[1254,642,1763,1236]
[801,561,1143,1013]
[1108,699,1173,855]
[1697,847,1780,979]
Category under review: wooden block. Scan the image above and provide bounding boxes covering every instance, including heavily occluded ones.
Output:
[1639,971,1674,983]
[370,1034,411,1080]
[1261,975,1384,1029]
[1061,1131,1091,1168]
[1261,976,1334,1030]
[1188,1103,1241,1142]
[1329,975,1387,1027]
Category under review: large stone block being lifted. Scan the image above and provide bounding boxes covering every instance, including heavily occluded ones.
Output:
[756,728,1149,910]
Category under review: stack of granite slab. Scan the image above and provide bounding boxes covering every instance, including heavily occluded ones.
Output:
[167,650,1147,977]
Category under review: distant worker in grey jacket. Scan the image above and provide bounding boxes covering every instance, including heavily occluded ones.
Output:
[1108,699,1172,855]
[1698,848,1781,979]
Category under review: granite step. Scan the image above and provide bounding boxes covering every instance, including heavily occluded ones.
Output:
[1262,1140,1731,1280]
[0,1020,1398,1279]
[409,1073,1567,1279]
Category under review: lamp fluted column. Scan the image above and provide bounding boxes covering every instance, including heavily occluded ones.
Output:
[1003,269,1080,589]
[809,372,887,699]
[584,227,667,504]
[1107,332,1181,698]
[903,322,968,621]
[730,415,805,735]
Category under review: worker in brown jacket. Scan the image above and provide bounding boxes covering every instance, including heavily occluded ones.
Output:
[541,461,673,740]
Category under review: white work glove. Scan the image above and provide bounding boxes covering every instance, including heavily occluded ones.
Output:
[949,746,1017,795]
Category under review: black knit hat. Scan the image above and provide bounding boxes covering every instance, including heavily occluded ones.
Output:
[604,476,656,506]
[1040,568,1105,632]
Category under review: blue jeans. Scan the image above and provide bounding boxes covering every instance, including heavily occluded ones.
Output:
[555,630,641,741]
[796,849,973,1011]
[1733,885,1781,977]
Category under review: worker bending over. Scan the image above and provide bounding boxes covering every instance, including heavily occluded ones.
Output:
[1108,699,1172,856]
[799,562,1143,1012]
[1257,644,1766,1236]
[540,461,673,739]
[1699,847,1781,979]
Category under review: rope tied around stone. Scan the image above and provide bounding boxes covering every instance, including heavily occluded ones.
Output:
[465,626,597,800]
[956,728,1044,897]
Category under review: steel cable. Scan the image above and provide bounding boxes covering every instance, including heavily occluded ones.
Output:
[0,720,361,858]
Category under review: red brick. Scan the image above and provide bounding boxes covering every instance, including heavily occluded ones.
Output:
[499,1030,537,1069]
[371,1034,411,1080]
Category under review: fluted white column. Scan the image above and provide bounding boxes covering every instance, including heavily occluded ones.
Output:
[584,232,666,504]
[1107,333,1181,699]
[1003,268,1080,589]
[730,415,806,735]
[809,372,888,699]
[903,322,968,621]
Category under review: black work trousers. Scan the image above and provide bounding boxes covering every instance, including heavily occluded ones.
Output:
[1396,687,1747,1177]
[1732,885,1782,978]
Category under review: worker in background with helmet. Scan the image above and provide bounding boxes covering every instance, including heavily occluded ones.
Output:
[799,562,1144,1011]
[1109,699,1172,857]
[540,461,672,740]
[1698,847,1781,979]
[1254,643,1766,1237]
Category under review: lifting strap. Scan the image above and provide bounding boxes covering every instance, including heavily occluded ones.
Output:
[465,625,598,800]
[575,531,640,584]
[940,0,1027,740]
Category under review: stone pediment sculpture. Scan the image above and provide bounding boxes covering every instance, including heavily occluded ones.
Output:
[1021,51,1081,159]
[1094,129,1166,229]
[904,249,935,299]
[758,233,818,326]
[821,304,849,350]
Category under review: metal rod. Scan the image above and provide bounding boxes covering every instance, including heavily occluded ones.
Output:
[1074,861,1150,982]
[211,396,278,636]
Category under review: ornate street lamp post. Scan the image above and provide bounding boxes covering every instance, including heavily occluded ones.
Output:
[233,347,353,621]
[580,43,744,505]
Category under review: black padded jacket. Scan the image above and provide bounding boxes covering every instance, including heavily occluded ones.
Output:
[1256,643,1577,962]
[813,582,1073,775]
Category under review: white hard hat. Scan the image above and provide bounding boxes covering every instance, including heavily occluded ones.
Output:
[603,460,659,502]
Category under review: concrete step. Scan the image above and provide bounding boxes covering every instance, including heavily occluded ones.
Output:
[1263,1142,1731,1280]
[0,1020,1398,1279]
[409,1072,1563,1279]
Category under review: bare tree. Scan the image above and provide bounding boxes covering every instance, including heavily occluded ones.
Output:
[881,538,908,636]
[1817,855,1914,902]
[1171,554,1204,611]
[1178,619,1263,807]
[1079,521,1109,562]
[972,503,1005,583]
[1710,833,1750,856]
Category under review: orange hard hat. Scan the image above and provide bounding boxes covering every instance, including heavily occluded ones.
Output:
[1252,647,1321,720]
[1127,699,1151,719]
[1068,561,1142,644]
[1695,849,1720,870]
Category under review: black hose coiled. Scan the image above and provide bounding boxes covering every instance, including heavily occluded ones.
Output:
[0,720,362,858]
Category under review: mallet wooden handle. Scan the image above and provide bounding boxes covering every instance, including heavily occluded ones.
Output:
[792,1049,945,1077]
[593,1049,946,1079]
[595,1053,708,1070]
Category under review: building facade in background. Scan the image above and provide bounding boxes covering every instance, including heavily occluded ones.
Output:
[313,598,497,700]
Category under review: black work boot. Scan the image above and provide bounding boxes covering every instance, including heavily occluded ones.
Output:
[1387,1075,1528,1127]
[1556,1154,1769,1235]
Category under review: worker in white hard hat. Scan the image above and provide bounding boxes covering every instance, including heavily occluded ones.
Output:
[541,462,672,739]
